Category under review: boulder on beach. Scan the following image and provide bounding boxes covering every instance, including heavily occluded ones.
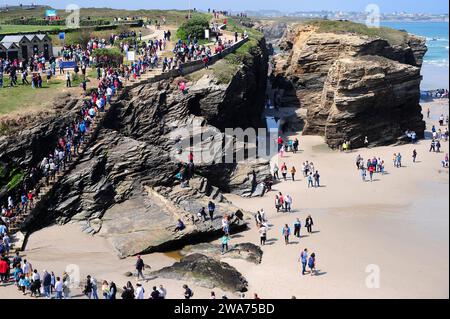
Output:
[152,253,248,292]
[181,242,263,264]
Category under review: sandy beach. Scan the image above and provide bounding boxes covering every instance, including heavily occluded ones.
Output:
[1,99,448,300]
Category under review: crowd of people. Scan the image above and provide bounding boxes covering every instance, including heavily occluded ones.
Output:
[0,63,122,254]
[356,155,387,182]
[423,88,449,99]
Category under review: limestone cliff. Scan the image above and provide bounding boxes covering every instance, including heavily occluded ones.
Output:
[272,21,427,147]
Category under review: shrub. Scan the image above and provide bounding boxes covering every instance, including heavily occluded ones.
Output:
[176,16,209,41]
[92,47,124,67]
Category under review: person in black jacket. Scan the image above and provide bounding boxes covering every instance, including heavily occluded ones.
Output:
[121,286,135,299]
[83,275,93,299]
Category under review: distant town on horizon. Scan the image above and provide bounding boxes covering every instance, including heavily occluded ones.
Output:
[0,3,448,22]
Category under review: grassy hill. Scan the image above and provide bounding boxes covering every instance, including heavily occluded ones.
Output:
[304,19,411,46]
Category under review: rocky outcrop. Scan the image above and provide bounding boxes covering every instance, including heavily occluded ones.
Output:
[152,253,248,292]
[253,20,288,45]
[322,56,425,148]
[181,242,263,264]
[4,37,271,258]
[272,22,427,147]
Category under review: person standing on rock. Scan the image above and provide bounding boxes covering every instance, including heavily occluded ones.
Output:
[221,234,230,254]
[135,255,146,281]
[198,207,208,222]
[208,201,216,221]
[364,136,369,148]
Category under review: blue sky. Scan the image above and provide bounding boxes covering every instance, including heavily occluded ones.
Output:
[2,0,449,14]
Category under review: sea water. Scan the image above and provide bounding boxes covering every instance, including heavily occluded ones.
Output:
[381,21,449,90]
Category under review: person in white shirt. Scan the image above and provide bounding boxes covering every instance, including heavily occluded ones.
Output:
[55,277,64,299]
[135,283,145,299]
[158,285,167,299]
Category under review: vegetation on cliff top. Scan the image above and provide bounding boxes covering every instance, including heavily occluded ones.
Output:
[176,15,210,41]
[306,19,411,46]
[186,17,264,85]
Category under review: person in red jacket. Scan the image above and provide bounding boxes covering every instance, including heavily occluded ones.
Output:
[0,257,9,283]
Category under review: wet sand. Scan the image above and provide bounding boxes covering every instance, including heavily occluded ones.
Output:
[1,100,448,299]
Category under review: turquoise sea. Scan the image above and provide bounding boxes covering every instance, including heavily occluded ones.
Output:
[381,21,449,90]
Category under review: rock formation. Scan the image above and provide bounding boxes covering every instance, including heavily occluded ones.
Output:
[181,242,263,264]
[272,22,428,148]
[0,37,271,258]
[152,253,249,292]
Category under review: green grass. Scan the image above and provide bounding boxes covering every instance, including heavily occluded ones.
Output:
[5,168,24,191]
[0,24,68,34]
[0,7,208,28]
[0,77,66,115]
[186,59,240,85]
[306,19,410,46]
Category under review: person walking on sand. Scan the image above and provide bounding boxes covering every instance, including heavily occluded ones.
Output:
[281,163,287,181]
[307,173,314,188]
[368,165,375,182]
[290,166,297,181]
[275,195,281,212]
[183,285,193,299]
[300,249,308,275]
[285,194,293,212]
[305,215,314,234]
[313,171,320,187]
[396,153,402,168]
[308,253,317,276]
[294,218,301,238]
[412,149,417,163]
[360,165,367,182]
[273,163,279,180]
[135,255,146,281]
[259,223,268,246]
[282,224,291,245]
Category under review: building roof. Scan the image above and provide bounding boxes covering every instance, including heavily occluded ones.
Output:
[0,34,49,46]
[1,42,19,50]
